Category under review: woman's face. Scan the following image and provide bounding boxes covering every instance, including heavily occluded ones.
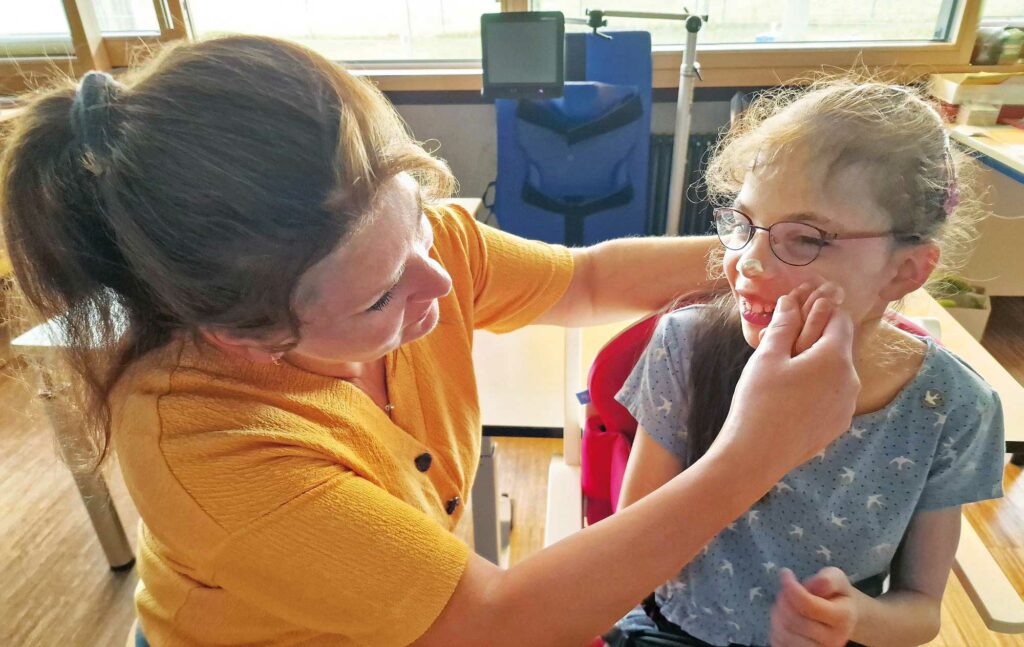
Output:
[287,173,453,370]
[724,154,903,349]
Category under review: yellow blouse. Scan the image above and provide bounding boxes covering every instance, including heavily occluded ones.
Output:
[111,204,574,645]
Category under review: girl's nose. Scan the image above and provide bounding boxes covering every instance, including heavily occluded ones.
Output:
[739,232,777,278]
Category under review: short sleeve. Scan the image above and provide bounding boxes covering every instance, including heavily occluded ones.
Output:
[431,204,574,333]
[210,468,470,647]
[917,387,1005,512]
[614,307,703,461]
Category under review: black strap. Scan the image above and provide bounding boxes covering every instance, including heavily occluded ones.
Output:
[521,181,634,218]
[515,94,643,145]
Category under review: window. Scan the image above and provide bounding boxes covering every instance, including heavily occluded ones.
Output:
[0,0,73,57]
[94,0,160,33]
[532,0,962,46]
[980,0,1024,22]
[186,0,499,62]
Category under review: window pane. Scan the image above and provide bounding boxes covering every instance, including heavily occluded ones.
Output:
[532,0,958,45]
[981,0,1024,21]
[0,0,73,56]
[187,0,497,61]
[94,0,160,33]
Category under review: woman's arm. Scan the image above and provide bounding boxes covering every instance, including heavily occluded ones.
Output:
[535,236,720,327]
[770,508,961,647]
[414,292,859,647]
[618,426,685,509]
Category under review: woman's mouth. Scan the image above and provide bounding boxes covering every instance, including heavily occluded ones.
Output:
[739,296,776,327]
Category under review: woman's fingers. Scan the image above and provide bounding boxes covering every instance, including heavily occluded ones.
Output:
[793,297,835,355]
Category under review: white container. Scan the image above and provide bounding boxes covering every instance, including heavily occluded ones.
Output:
[944,296,992,341]
[929,73,1024,106]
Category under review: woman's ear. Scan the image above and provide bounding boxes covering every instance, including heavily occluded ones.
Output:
[199,327,282,364]
[879,243,940,302]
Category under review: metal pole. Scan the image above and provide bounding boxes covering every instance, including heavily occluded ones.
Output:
[665,15,702,237]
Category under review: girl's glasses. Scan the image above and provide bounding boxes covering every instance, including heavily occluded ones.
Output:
[712,207,915,267]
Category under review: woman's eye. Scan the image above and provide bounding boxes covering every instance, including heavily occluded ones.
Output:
[368,291,393,312]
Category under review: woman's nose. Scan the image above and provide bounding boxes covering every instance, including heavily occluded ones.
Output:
[411,253,452,302]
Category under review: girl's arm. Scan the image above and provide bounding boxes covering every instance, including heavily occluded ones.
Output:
[771,508,960,647]
[618,426,686,508]
[849,507,961,646]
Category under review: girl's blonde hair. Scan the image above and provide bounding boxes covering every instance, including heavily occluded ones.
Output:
[704,76,980,278]
[1,36,454,470]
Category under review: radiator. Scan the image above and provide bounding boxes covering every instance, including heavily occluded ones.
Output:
[647,133,720,236]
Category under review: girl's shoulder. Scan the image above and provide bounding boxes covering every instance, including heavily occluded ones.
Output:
[921,339,1002,415]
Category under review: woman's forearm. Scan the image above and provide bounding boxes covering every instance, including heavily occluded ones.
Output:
[420,439,783,647]
[538,235,720,327]
[850,588,942,646]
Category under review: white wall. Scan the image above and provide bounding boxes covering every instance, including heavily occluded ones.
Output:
[395,100,732,201]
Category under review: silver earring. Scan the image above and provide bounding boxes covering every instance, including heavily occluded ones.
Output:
[270,352,284,366]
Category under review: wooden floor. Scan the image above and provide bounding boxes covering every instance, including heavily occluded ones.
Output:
[2,299,1024,646]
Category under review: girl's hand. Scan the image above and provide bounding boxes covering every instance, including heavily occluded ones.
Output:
[770,568,858,647]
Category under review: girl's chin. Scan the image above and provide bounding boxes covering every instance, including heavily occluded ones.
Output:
[739,320,763,349]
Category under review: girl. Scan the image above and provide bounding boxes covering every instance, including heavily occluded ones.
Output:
[609,80,1005,647]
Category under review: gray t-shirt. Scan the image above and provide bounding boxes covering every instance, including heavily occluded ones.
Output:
[615,305,1005,647]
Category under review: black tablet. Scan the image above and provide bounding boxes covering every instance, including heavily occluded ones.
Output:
[481,11,564,100]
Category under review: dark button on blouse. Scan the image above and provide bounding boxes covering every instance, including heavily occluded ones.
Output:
[445,495,461,515]
[414,452,433,472]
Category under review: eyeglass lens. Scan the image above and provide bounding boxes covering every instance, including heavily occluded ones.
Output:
[714,209,826,266]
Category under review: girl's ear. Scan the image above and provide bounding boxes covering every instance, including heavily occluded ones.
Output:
[199,327,282,364]
[879,243,940,302]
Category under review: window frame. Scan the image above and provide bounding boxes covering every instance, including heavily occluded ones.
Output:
[2,0,1023,94]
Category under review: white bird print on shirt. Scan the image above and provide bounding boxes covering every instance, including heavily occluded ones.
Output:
[872,542,894,555]
[656,396,672,415]
[850,426,867,439]
[653,346,668,362]
[924,390,942,407]
[790,525,805,540]
[774,480,794,494]
[701,544,710,556]
[721,605,734,615]
[763,561,777,573]
[702,606,715,615]
[964,462,978,474]
[749,587,764,601]
[934,412,948,427]
[727,521,737,531]
[840,467,856,484]
[814,448,827,461]
[890,456,915,470]
[830,513,849,529]
[816,545,833,563]
[939,437,958,462]
[866,494,885,510]
[727,621,742,632]
[746,510,760,524]
[720,560,734,576]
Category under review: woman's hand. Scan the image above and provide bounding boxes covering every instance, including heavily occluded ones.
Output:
[711,283,859,480]
[770,568,858,647]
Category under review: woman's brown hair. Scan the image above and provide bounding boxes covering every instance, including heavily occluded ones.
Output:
[0,35,454,469]
[679,77,980,468]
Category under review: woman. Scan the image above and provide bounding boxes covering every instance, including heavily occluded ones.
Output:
[1,36,857,646]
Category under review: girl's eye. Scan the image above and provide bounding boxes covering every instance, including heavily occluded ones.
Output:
[368,291,393,312]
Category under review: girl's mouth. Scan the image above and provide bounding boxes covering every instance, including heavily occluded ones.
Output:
[739,296,776,327]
